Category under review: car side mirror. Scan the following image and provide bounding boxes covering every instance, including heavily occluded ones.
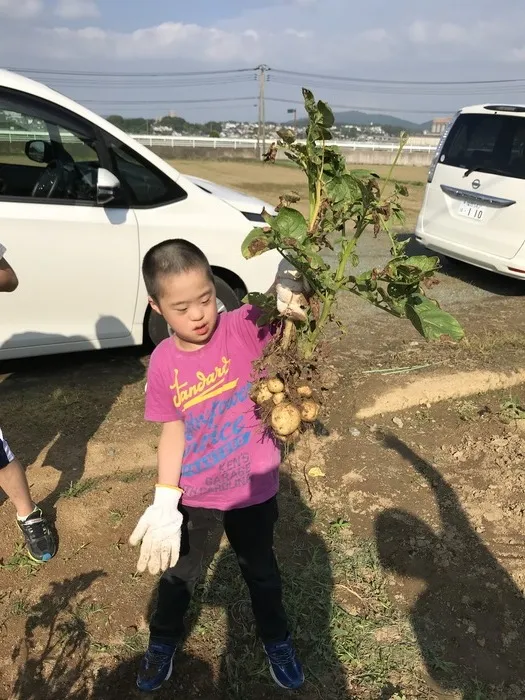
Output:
[25,140,53,164]
[96,168,121,206]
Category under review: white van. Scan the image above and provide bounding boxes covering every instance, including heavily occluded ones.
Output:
[0,69,280,360]
[416,104,525,279]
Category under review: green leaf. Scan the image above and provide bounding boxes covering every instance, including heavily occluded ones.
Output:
[318,100,335,128]
[273,207,308,241]
[241,228,275,259]
[242,291,275,309]
[277,128,295,145]
[349,168,375,180]
[304,250,327,270]
[324,173,360,204]
[401,255,441,275]
[302,88,317,119]
[394,182,409,197]
[406,295,464,341]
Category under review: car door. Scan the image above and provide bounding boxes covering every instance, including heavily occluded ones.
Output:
[0,87,139,356]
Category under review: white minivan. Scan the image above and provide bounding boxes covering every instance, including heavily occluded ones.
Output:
[416,104,525,279]
[0,69,280,360]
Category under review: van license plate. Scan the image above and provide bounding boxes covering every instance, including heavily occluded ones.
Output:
[458,201,485,220]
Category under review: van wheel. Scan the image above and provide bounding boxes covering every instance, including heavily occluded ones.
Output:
[147,275,241,347]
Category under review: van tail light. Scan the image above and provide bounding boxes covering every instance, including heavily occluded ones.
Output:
[427,111,460,184]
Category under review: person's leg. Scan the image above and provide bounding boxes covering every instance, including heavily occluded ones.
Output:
[0,450,35,518]
[138,505,220,691]
[224,496,288,641]
[0,429,56,562]
[149,505,219,643]
[224,496,304,690]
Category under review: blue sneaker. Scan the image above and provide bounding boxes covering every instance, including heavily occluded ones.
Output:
[264,635,304,690]
[136,642,176,692]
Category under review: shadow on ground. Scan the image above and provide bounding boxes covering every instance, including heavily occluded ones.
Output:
[375,433,525,699]
[0,319,145,522]
[10,473,349,699]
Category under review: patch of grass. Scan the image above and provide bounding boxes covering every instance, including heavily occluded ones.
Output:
[116,468,155,484]
[184,519,424,699]
[500,396,525,421]
[60,477,100,499]
[11,597,30,616]
[456,400,480,422]
[109,509,126,526]
[121,631,148,655]
[90,639,113,654]
[74,601,107,621]
[0,544,40,575]
[466,330,525,357]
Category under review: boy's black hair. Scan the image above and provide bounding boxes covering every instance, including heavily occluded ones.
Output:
[142,239,214,300]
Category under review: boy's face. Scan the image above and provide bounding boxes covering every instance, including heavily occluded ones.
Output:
[150,267,218,350]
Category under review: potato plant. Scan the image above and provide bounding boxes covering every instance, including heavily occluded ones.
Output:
[242,89,464,442]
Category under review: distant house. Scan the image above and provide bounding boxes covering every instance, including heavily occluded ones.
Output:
[431,117,452,135]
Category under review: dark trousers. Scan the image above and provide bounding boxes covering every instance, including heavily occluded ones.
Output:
[150,496,289,645]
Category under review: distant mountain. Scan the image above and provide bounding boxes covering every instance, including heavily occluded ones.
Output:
[290,110,432,132]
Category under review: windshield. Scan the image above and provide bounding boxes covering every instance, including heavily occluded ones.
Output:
[440,113,525,180]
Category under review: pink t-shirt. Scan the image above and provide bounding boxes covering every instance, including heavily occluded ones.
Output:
[145,305,281,510]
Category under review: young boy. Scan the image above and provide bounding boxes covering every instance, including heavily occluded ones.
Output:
[0,242,57,562]
[129,239,305,692]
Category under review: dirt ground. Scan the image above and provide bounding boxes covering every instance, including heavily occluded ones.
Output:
[2,161,525,699]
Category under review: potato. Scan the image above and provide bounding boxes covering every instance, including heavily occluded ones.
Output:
[300,399,320,423]
[297,384,313,398]
[277,429,300,444]
[272,392,286,405]
[267,377,285,394]
[271,403,302,436]
[254,382,273,405]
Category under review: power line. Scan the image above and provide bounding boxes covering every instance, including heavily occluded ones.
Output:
[44,76,255,90]
[9,64,525,86]
[269,74,525,97]
[270,67,525,86]
[83,96,259,106]
[9,66,257,78]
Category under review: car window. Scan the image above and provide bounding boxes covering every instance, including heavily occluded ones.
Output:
[441,113,525,180]
[0,113,48,169]
[106,138,186,207]
[0,90,101,202]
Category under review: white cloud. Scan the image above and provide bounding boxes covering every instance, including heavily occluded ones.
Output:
[39,22,266,64]
[54,0,99,19]
[284,28,312,39]
[408,20,468,45]
[0,0,42,18]
[3,0,525,122]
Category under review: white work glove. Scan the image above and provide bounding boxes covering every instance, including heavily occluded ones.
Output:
[129,485,183,575]
[275,259,310,322]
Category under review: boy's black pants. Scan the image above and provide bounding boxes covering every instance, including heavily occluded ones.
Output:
[149,496,289,645]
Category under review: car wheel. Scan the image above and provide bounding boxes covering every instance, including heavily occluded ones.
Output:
[147,275,242,347]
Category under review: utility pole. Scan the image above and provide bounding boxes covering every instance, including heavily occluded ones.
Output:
[257,64,267,160]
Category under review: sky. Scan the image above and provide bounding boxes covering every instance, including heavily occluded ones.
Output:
[2,0,525,124]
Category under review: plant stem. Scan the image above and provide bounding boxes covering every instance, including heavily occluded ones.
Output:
[282,318,295,351]
[379,134,407,200]
[303,221,367,359]
[308,139,325,231]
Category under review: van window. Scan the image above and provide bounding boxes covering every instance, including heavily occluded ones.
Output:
[441,113,525,180]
